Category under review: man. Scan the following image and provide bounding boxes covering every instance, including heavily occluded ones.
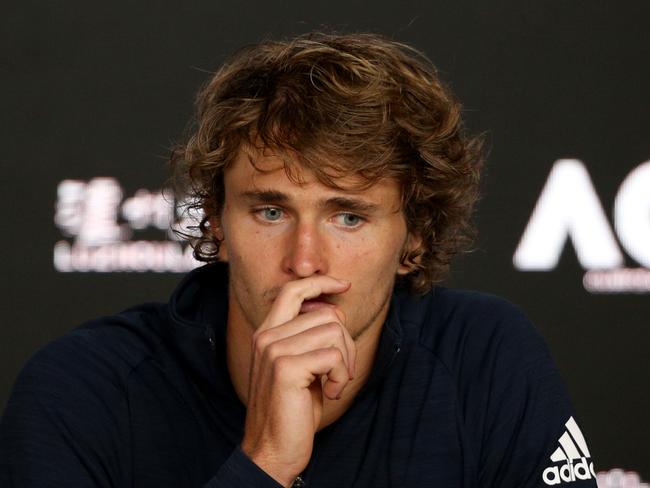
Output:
[0,32,597,487]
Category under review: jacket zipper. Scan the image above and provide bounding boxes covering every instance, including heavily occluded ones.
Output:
[291,475,306,487]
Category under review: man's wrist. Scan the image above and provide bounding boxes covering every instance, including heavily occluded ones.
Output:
[240,444,299,488]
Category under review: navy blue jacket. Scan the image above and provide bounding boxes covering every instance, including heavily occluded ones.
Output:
[0,263,597,487]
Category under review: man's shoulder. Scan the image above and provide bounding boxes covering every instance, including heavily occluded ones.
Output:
[397,286,550,374]
[398,286,535,341]
[15,302,171,395]
[0,302,174,484]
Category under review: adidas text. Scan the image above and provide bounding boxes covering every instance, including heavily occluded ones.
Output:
[543,458,596,485]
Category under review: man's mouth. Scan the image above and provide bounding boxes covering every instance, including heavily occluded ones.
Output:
[299,294,334,313]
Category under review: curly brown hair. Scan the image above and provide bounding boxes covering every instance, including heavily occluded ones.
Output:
[170,31,483,294]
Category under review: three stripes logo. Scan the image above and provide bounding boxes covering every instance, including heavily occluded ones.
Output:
[543,416,595,485]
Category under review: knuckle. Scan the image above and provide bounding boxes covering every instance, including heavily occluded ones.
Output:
[282,280,301,297]
[324,346,344,363]
[271,356,292,380]
[252,329,262,345]
[263,342,282,362]
[322,322,343,339]
[320,307,341,324]
[252,329,272,355]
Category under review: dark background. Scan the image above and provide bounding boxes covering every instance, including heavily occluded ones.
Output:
[1,0,648,481]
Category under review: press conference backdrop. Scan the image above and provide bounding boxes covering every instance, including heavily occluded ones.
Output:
[1,1,648,485]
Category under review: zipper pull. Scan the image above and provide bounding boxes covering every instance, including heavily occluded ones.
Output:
[291,475,306,487]
[205,326,216,350]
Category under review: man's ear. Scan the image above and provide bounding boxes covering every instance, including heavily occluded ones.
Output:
[397,232,422,275]
[209,216,228,261]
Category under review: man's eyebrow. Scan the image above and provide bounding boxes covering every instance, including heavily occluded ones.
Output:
[319,196,380,213]
[238,190,380,213]
[239,190,289,203]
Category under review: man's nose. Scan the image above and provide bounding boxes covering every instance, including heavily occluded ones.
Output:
[281,221,328,278]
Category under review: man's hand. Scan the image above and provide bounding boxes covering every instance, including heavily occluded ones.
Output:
[240,276,356,487]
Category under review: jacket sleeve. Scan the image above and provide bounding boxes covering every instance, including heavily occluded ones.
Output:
[203,446,284,488]
[464,304,598,487]
[1,329,284,488]
[0,331,132,488]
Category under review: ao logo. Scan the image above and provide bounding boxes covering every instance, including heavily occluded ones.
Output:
[514,159,650,270]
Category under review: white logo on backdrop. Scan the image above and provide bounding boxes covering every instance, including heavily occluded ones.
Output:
[514,159,650,293]
[53,178,202,272]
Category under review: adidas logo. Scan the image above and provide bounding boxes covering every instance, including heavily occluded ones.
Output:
[542,416,596,485]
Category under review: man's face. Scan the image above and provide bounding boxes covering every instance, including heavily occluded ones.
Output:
[216,147,415,340]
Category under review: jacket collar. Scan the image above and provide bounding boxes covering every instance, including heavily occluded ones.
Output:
[167,262,234,399]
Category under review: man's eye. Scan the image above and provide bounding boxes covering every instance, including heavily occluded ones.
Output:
[257,207,283,221]
[335,213,364,227]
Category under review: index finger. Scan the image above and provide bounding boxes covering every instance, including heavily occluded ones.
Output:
[262,275,351,330]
